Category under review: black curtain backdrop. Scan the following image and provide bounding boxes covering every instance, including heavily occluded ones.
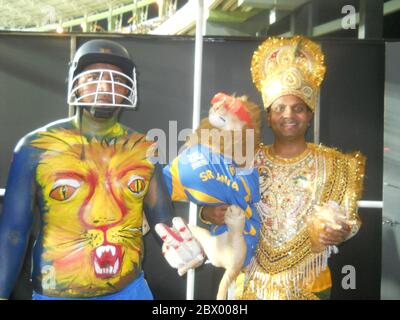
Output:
[0,33,383,300]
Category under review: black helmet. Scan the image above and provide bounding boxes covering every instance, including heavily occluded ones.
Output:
[68,39,137,109]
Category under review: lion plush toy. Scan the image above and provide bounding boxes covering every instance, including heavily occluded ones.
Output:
[157,92,262,300]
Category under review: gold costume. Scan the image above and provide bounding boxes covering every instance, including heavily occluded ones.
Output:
[251,36,325,112]
[233,35,366,299]
[237,143,365,300]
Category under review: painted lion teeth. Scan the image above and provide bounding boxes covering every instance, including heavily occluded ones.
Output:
[94,258,119,275]
[93,245,120,277]
[95,245,116,258]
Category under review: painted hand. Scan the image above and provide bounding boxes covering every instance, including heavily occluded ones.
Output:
[155,217,205,276]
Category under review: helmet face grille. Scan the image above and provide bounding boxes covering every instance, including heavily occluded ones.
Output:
[68,68,137,109]
[67,40,137,110]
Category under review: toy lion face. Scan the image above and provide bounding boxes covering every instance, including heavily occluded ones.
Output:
[208,102,247,130]
[188,95,262,167]
[31,129,154,297]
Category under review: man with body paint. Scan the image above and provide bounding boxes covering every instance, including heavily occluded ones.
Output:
[0,40,175,300]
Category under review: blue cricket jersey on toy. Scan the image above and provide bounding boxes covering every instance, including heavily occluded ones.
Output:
[163,144,260,266]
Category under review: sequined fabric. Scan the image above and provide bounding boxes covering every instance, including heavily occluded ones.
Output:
[238,143,365,300]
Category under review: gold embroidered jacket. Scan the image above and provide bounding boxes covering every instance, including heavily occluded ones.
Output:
[238,143,365,300]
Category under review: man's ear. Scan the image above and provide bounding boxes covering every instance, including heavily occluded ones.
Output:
[307,110,314,127]
[72,83,80,98]
[266,108,271,127]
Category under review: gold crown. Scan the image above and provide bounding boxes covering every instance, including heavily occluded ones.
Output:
[251,36,326,111]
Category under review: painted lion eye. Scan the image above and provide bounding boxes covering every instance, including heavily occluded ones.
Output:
[49,179,81,201]
[128,176,146,196]
[50,185,77,201]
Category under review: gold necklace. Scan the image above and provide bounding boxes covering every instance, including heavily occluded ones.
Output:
[265,144,311,164]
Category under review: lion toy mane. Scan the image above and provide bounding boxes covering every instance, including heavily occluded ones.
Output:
[163,92,262,300]
[186,94,262,168]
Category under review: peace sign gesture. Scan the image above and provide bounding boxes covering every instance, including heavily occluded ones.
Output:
[155,217,205,276]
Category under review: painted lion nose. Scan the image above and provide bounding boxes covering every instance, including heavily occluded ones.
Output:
[82,187,123,228]
[91,217,119,226]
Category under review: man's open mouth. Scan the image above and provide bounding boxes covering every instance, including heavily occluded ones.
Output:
[281,121,298,129]
[93,244,122,278]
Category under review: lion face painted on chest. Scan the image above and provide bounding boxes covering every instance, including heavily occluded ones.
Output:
[31,128,154,297]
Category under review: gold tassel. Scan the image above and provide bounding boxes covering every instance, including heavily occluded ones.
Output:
[241,245,337,300]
